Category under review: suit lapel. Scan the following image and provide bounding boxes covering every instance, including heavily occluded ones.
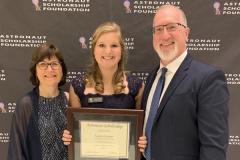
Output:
[154,55,192,121]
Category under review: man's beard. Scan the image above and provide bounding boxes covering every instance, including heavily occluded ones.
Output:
[156,41,178,64]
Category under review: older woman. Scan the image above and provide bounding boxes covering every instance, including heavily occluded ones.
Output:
[8,43,68,160]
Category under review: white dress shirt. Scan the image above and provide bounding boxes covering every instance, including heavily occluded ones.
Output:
[143,50,188,134]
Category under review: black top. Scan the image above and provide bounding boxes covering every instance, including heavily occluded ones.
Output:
[8,88,68,160]
[71,74,143,109]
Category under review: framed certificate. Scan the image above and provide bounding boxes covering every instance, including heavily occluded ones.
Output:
[67,107,144,160]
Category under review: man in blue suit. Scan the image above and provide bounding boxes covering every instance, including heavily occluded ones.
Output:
[141,5,229,160]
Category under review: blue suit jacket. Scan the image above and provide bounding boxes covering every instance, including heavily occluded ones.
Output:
[141,55,229,160]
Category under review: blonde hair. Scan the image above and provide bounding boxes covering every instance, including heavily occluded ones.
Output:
[86,22,127,94]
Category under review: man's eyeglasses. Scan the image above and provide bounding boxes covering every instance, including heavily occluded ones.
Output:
[153,23,187,34]
[37,61,61,70]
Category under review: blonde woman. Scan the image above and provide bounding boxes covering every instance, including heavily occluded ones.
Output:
[63,22,147,152]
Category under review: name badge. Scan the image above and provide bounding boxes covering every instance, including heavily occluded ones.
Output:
[88,97,103,103]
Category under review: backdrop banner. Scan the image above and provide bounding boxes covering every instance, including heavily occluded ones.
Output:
[0,0,239,159]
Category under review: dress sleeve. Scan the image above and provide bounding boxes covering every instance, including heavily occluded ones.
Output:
[70,74,86,98]
[127,74,143,97]
[7,96,33,160]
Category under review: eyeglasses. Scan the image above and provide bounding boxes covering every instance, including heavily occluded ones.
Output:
[37,61,61,70]
[153,23,187,34]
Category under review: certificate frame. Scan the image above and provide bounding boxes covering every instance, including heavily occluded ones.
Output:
[67,107,144,160]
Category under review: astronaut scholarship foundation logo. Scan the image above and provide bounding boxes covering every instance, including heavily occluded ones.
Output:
[0,102,7,113]
[187,38,221,52]
[0,34,47,48]
[123,0,132,13]
[125,0,181,14]
[32,0,41,11]
[78,36,135,51]
[0,102,16,113]
[66,71,86,83]
[130,71,149,84]
[0,132,9,143]
[213,1,240,15]
[213,1,221,15]
[0,69,6,81]
[78,35,92,50]
[125,37,135,51]
[225,73,240,85]
[79,36,88,49]
[33,0,91,12]
[229,135,240,146]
